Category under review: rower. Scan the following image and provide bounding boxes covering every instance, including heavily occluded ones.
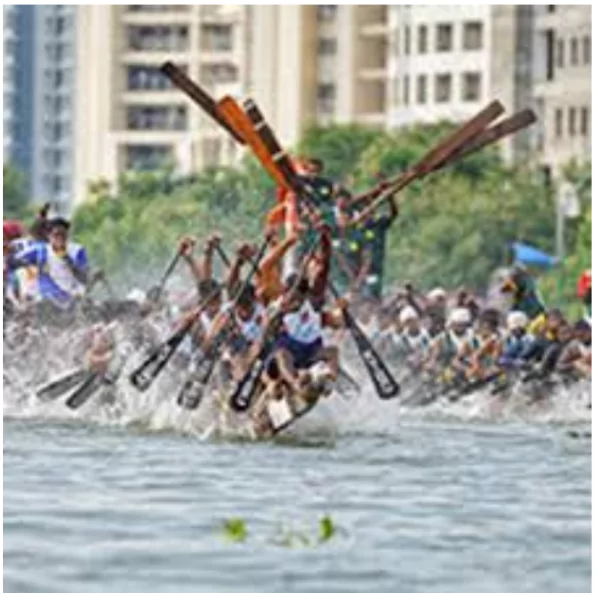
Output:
[268,273,344,394]
[394,305,431,369]
[426,307,472,382]
[7,217,89,312]
[203,283,266,381]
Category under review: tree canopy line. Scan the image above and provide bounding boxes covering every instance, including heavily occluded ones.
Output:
[3,122,591,310]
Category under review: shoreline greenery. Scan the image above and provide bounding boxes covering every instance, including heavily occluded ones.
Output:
[3,122,591,311]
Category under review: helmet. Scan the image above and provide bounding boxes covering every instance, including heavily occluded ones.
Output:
[448,307,471,326]
[506,310,528,330]
[3,220,24,241]
[399,306,419,324]
[127,288,147,305]
[427,287,447,302]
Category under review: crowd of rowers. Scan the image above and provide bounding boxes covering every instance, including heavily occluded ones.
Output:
[3,189,592,420]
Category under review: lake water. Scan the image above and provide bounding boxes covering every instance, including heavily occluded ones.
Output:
[4,411,591,593]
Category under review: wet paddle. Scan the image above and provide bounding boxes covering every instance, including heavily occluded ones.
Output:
[229,238,320,413]
[174,237,271,409]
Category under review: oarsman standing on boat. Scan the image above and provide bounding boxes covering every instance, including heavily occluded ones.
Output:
[7,217,90,312]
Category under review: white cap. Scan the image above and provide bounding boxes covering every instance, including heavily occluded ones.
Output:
[427,287,447,301]
[399,306,419,324]
[507,310,528,330]
[127,288,147,305]
[448,307,471,326]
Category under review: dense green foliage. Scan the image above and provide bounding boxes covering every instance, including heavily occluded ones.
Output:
[3,165,30,220]
[68,123,590,307]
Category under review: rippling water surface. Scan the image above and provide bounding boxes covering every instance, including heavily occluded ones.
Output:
[4,415,591,593]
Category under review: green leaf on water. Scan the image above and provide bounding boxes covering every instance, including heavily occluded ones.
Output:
[318,515,336,543]
[223,518,248,542]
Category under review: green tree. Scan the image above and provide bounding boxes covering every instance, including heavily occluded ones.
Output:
[3,164,29,219]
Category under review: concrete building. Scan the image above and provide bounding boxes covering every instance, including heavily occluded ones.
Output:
[533,4,591,177]
[249,5,389,148]
[3,5,76,211]
[3,5,17,160]
[73,4,249,206]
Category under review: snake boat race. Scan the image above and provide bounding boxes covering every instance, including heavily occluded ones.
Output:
[3,5,591,593]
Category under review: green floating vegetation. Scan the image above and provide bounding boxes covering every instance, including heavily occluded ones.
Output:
[222,518,248,543]
[221,515,341,547]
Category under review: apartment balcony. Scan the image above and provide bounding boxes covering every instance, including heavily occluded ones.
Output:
[121,50,189,66]
[200,5,243,24]
[121,9,190,26]
[360,22,389,38]
[121,90,185,105]
[112,130,185,145]
[355,112,386,127]
[199,49,238,65]
[358,67,387,81]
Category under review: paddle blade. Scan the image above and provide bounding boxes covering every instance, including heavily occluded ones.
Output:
[438,108,537,169]
[36,367,90,401]
[217,97,290,189]
[65,373,103,410]
[176,376,205,410]
[160,61,245,145]
[230,358,266,412]
[129,328,187,391]
[345,312,400,400]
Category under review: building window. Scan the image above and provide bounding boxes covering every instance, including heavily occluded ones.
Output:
[127,26,189,52]
[317,6,337,22]
[569,107,576,136]
[435,73,452,103]
[318,38,337,55]
[416,75,427,104]
[393,77,400,106]
[555,108,563,137]
[317,84,335,114]
[126,145,172,171]
[570,37,578,65]
[393,30,400,56]
[404,26,410,55]
[127,65,187,90]
[436,23,453,52]
[580,107,590,135]
[461,72,481,101]
[202,24,233,52]
[583,36,591,64]
[556,39,564,68]
[127,105,188,131]
[462,21,483,50]
[201,64,237,85]
[418,25,428,54]
[403,75,410,105]
[546,30,554,81]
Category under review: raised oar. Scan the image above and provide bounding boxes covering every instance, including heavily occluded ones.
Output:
[238,105,400,401]
[152,251,182,303]
[352,100,505,224]
[176,237,271,410]
[160,61,245,145]
[229,238,321,413]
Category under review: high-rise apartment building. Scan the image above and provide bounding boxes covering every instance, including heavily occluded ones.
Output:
[4,5,591,210]
[3,5,17,160]
[3,5,76,211]
[533,4,591,177]
[249,5,389,147]
[73,5,248,206]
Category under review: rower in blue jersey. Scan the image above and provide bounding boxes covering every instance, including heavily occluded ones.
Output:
[8,217,89,309]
